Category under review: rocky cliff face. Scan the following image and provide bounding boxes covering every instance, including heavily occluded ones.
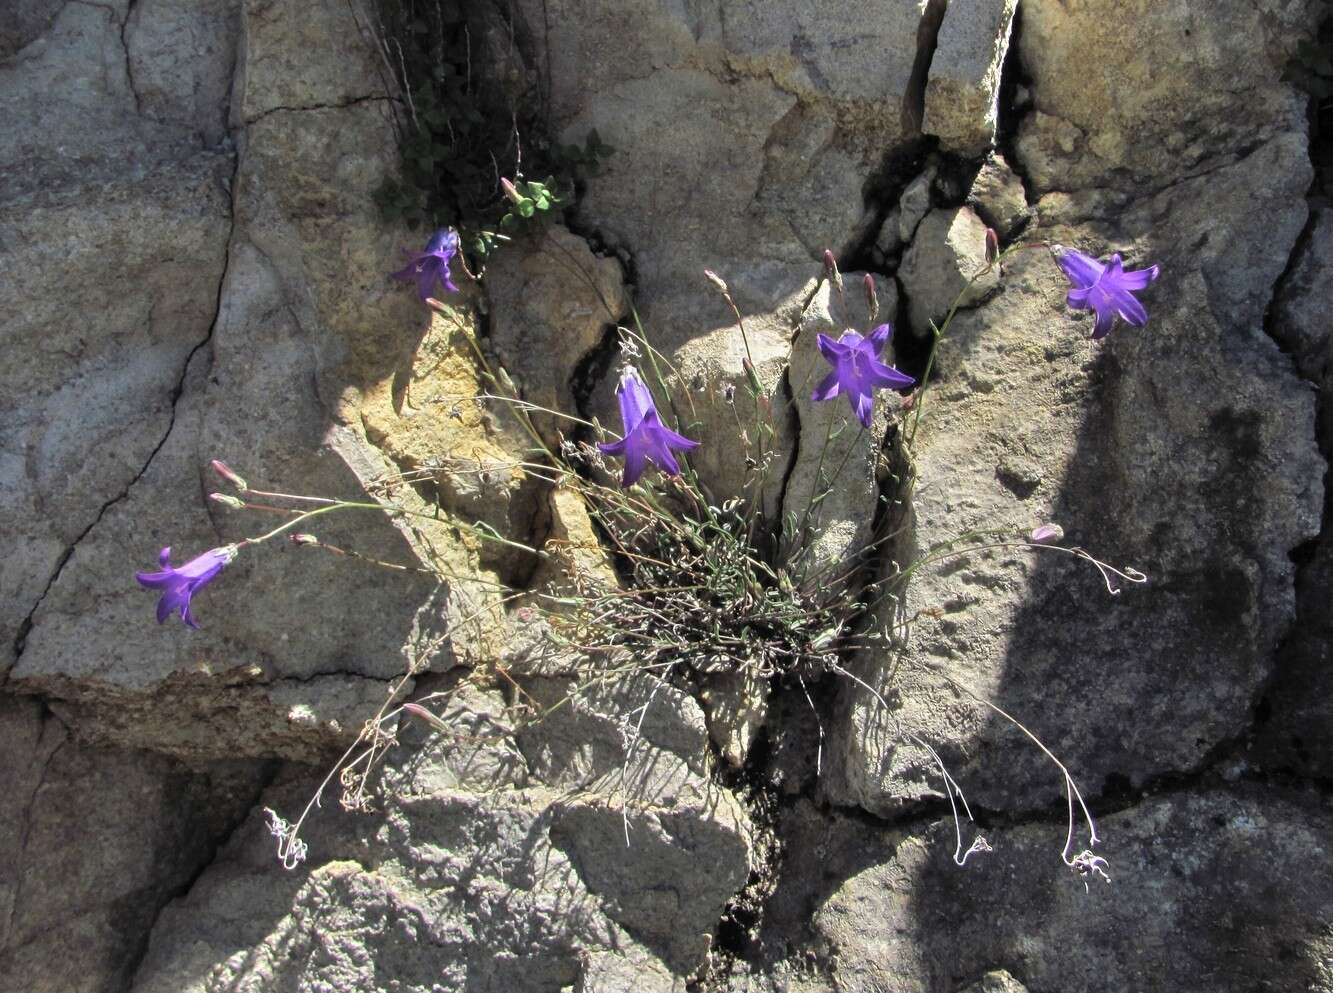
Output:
[2,1,1330,991]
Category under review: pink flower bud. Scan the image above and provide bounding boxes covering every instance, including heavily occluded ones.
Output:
[703,269,729,294]
[822,249,843,291]
[289,533,320,547]
[863,273,879,321]
[985,227,1000,265]
[1030,523,1064,544]
[208,492,245,509]
[210,460,248,491]
[500,177,523,204]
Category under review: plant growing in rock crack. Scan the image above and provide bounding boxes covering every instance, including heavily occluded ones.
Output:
[357,0,611,258]
[135,221,1158,889]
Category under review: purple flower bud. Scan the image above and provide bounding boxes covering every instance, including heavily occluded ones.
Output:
[400,701,449,732]
[135,544,238,629]
[1030,523,1064,544]
[823,249,843,291]
[289,533,320,546]
[985,227,1000,266]
[210,459,248,491]
[863,273,879,322]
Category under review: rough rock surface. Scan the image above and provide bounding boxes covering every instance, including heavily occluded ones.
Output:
[968,153,1032,238]
[2,0,1331,991]
[828,149,1321,814]
[130,682,750,992]
[1256,205,1333,779]
[6,0,515,763]
[486,223,629,445]
[898,206,1000,334]
[731,788,1333,993]
[0,698,263,993]
[921,0,1018,157]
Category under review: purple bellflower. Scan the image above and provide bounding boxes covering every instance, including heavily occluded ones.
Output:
[136,545,238,629]
[392,228,460,301]
[597,367,700,488]
[811,323,916,428]
[1056,247,1160,339]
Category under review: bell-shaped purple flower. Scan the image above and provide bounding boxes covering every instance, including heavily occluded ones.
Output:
[811,323,916,428]
[597,368,700,488]
[136,545,238,629]
[391,228,460,301]
[1056,247,1160,339]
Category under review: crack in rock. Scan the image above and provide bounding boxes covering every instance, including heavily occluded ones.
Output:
[9,151,240,671]
[243,94,389,126]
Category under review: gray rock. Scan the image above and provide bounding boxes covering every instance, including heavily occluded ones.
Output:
[6,0,524,762]
[510,0,931,387]
[957,971,1030,993]
[0,0,63,59]
[898,207,999,335]
[0,698,263,993]
[922,0,1018,157]
[797,789,1333,993]
[1015,0,1311,195]
[874,206,904,263]
[897,166,937,244]
[486,224,628,445]
[827,135,1320,816]
[1256,206,1333,779]
[131,682,750,991]
[968,153,1032,238]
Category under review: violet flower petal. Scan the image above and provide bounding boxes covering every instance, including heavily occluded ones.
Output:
[136,545,238,629]
[391,228,460,301]
[599,368,700,488]
[1056,247,1160,339]
[810,323,916,427]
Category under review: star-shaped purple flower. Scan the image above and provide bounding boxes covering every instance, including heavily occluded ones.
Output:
[391,228,460,301]
[597,368,700,487]
[1056,247,1161,339]
[136,545,238,629]
[811,323,916,428]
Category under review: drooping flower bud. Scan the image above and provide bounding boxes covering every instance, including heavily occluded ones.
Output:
[1030,523,1064,544]
[864,273,879,322]
[208,492,245,509]
[210,459,248,491]
[703,269,729,295]
[289,533,320,547]
[985,227,1000,266]
[500,177,524,205]
[400,701,450,732]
